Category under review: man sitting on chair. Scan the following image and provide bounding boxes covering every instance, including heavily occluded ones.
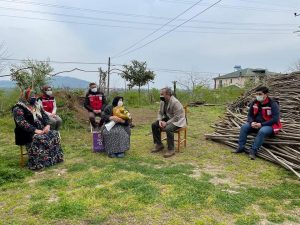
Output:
[84,83,107,129]
[151,87,186,158]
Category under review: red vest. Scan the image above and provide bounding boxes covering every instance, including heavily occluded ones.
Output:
[89,94,103,110]
[41,95,55,113]
[252,97,282,134]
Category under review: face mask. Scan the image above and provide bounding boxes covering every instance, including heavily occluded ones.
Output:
[29,97,37,105]
[256,95,264,102]
[46,91,52,96]
[117,100,123,107]
[160,96,165,102]
[91,88,97,93]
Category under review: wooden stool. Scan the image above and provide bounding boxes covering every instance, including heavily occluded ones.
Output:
[19,145,27,167]
[161,106,188,152]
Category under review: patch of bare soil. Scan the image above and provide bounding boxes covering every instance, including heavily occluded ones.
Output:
[128,107,157,125]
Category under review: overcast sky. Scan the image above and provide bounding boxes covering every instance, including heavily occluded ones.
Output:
[0,0,300,89]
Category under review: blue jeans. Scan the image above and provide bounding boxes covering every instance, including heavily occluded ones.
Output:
[238,123,273,154]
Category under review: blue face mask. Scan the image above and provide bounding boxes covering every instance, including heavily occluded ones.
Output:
[29,97,37,105]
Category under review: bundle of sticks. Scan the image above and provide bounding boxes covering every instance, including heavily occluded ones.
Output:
[205,72,300,179]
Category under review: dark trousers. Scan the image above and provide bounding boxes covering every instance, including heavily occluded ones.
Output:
[89,112,102,128]
[151,120,179,150]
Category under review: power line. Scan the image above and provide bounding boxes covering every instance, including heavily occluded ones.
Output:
[1,6,296,30]
[1,58,108,65]
[0,0,297,27]
[0,14,293,35]
[112,0,205,58]
[113,0,223,59]
[159,0,295,13]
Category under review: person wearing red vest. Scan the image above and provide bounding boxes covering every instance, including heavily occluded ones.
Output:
[37,85,62,130]
[84,82,107,129]
[233,86,282,160]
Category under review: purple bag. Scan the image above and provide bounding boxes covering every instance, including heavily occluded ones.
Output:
[92,131,105,152]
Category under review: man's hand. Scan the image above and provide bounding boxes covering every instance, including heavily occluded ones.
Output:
[254,123,262,129]
[50,113,56,117]
[43,125,50,134]
[159,121,167,129]
[93,110,101,114]
[251,122,262,129]
[35,129,44,135]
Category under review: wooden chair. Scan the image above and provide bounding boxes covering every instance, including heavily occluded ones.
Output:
[161,106,188,152]
[19,145,27,167]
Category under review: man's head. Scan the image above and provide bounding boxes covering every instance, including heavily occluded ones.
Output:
[160,87,172,102]
[255,86,269,102]
[89,82,98,93]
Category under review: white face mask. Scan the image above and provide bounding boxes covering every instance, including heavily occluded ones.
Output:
[256,95,264,102]
[91,88,97,93]
[117,100,123,107]
[46,91,52,96]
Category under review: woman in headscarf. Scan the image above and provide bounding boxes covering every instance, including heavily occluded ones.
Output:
[12,88,64,170]
[101,96,131,158]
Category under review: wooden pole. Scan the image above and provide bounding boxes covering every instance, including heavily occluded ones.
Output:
[107,57,111,96]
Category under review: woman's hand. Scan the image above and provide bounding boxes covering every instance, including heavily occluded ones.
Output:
[110,116,125,123]
[43,125,50,134]
[35,129,44,135]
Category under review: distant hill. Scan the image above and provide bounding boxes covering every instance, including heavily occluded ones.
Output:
[0,76,90,89]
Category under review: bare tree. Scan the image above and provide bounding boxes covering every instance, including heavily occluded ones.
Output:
[178,73,211,91]
[289,59,300,72]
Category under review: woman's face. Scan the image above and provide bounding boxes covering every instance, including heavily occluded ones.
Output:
[117,99,123,107]
[28,91,37,105]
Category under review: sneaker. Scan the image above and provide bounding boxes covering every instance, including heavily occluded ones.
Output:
[249,149,256,160]
[163,149,175,158]
[108,153,117,158]
[151,144,164,153]
[116,153,125,158]
[232,148,245,153]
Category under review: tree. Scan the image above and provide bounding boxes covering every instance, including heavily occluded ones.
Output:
[10,59,53,92]
[121,60,155,95]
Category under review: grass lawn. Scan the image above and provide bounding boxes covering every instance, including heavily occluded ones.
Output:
[0,106,299,225]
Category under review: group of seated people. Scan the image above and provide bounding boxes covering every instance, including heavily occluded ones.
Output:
[12,83,281,170]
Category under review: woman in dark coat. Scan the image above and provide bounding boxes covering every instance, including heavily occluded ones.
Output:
[101,96,131,158]
[12,88,63,170]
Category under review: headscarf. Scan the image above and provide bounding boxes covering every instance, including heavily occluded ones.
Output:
[112,96,123,107]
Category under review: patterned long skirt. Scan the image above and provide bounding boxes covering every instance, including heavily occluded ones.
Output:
[26,130,64,170]
[102,124,131,154]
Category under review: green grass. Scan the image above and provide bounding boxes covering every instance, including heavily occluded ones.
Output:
[0,106,299,225]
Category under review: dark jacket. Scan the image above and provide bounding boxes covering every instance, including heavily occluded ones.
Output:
[84,90,107,112]
[247,97,282,134]
[12,103,49,145]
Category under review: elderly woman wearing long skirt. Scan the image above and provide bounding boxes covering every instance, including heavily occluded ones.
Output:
[101,96,131,158]
[12,88,64,170]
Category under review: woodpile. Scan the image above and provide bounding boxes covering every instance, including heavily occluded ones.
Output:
[205,72,300,179]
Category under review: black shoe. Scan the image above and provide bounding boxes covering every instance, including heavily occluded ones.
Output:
[232,148,245,153]
[249,149,256,160]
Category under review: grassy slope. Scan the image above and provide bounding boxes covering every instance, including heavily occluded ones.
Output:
[0,106,299,225]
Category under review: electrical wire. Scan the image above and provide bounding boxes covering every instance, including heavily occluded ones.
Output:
[113,0,223,59]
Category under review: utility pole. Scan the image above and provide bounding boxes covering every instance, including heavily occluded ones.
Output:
[172,81,177,97]
[98,67,101,92]
[107,57,111,96]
